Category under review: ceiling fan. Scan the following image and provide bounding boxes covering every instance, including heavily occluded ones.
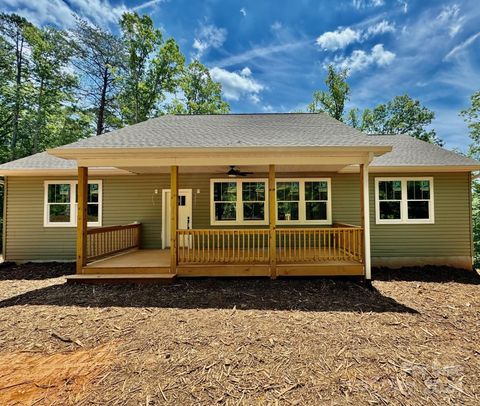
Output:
[227,165,253,177]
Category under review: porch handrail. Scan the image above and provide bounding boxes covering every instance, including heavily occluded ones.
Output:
[276,227,363,263]
[176,227,363,265]
[333,222,362,229]
[87,222,141,262]
[177,229,270,264]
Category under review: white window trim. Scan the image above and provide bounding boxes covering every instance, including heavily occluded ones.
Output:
[375,177,434,225]
[276,178,332,225]
[44,180,103,228]
[210,178,269,226]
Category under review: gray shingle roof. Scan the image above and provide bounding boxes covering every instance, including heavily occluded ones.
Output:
[369,135,479,167]
[0,151,76,170]
[56,113,388,149]
[0,114,478,172]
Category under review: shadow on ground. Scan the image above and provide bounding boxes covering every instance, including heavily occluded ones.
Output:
[373,266,480,284]
[0,262,75,280]
[0,277,417,313]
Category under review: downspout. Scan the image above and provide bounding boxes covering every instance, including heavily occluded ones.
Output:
[468,172,475,270]
[1,177,6,261]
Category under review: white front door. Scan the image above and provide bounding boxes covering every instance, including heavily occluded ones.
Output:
[162,189,193,248]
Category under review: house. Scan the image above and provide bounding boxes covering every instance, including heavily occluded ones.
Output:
[0,113,478,282]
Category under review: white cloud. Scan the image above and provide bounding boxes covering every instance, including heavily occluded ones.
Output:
[271,21,282,31]
[0,0,129,27]
[398,1,408,13]
[352,0,384,9]
[210,67,264,102]
[192,23,227,59]
[69,0,128,25]
[133,0,165,11]
[316,27,360,51]
[240,7,246,17]
[316,20,395,51]
[213,41,306,68]
[365,20,396,37]
[240,67,252,77]
[330,44,395,73]
[437,4,465,37]
[444,31,480,61]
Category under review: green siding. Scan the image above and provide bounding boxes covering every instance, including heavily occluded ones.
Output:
[4,172,472,262]
[369,172,472,257]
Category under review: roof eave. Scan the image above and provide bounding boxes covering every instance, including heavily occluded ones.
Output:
[48,145,393,160]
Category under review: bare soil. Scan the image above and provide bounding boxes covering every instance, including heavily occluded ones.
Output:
[0,262,479,405]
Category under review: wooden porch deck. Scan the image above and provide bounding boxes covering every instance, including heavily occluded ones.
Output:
[80,248,364,278]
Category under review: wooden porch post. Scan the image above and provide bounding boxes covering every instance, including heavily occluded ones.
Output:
[76,166,88,274]
[360,161,372,280]
[269,164,277,279]
[170,166,178,274]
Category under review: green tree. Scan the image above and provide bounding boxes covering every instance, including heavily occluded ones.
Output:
[308,64,350,121]
[118,12,185,124]
[26,25,78,153]
[73,18,125,135]
[0,13,33,160]
[169,60,229,114]
[461,90,480,266]
[361,94,443,145]
[461,90,480,157]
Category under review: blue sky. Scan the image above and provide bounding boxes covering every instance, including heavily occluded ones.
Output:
[1,0,479,150]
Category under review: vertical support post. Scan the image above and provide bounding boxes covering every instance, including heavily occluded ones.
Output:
[269,164,277,279]
[361,161,371,280]
[170,166,178,274]
[76,167,88,274]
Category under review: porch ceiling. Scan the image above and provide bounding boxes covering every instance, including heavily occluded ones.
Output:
[117,164,352,174]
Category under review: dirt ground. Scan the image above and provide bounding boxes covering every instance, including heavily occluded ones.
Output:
[0,263,479,405]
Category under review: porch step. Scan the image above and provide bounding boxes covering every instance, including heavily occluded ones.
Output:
[82,266,171,275]
[66,273,176,284]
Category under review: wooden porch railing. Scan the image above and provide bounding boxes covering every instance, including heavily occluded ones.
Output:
[177,229,270,264]
[176,226,363,265]
[277,226,363,263]
[86,223,141,262]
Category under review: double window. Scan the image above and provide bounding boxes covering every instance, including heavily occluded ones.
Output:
[276,179,331,224]
[210,178,331,225]
[375,177,434,224]
[44,181,102,227]
[211,179,267,225]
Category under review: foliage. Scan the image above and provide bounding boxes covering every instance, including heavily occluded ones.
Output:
[169,60,230,114]
[461,90,480,157]
[117,12,185,124]
[307,64,350,121]
[72,18,125,135]
[461,90,480,266]
[361,94,443,145]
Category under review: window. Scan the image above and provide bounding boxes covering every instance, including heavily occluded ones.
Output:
[211,179,268,225]
[375,177,434,224]
[44,180,102,227]
[276,181,299,221]
[276,178,331,225]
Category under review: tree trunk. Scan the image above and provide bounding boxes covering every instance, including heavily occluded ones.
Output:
[96,68,108,135]
[11,30,24,160]
[32,77,44,154]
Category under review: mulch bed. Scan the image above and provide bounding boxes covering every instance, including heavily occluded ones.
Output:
[0,264,478,405]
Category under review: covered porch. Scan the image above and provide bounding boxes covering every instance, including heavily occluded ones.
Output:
[81,223,365,277]
[50,147,381,282]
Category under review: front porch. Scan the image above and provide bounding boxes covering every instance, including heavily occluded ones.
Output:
[69,222,365,281]
[66,154,373,281]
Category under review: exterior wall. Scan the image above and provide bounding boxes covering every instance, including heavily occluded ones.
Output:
[369,172,472,268]
[5,175,168,261]
[4,171,473,269]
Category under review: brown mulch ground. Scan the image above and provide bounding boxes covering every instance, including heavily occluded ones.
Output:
[0,263,478,405]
